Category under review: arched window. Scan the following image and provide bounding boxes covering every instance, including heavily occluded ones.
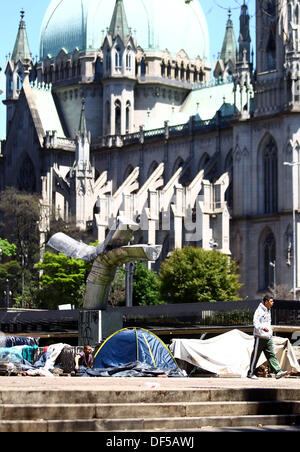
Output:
[140,58,146,76]
[115,100,121,135]
[167,62,171,78]
[115,47,122,68]
[16,69,24,92]
[263,137,278,214]
[186,66,190,82]
[17,154,36,193]
[174,63,179,79]
[259,229,276,291]
[126,101,131,133]
[126,47,132,69]
[180,62,185,81]
[263,0,277,70]
[95,57,101,80]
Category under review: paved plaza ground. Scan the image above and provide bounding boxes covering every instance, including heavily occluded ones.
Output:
[0,375,299,391]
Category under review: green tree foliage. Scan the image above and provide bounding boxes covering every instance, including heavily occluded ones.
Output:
[0,238,17,258]
[133,261,163,306]
[0,260,22,305]
[13,281,40,309]
[0,189,41,307]
[159,246,242,304]
[0,239,19,307]
[35,252,90,309]
[0,188,41,267]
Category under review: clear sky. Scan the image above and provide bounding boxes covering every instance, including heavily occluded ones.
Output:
[0,0,255,139]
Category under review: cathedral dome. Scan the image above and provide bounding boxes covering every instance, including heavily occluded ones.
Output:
[39,0,210,62]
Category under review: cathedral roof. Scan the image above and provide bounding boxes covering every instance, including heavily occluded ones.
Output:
[28,81,66,141]
[181,81,237,121]
[143,80,239,131]
[39,0,209,62]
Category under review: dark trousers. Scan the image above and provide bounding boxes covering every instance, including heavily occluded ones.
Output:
[248,336,281,376]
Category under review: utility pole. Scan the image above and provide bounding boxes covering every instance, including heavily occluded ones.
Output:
[283,161,300,299]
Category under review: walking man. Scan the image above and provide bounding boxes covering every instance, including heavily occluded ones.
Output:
[247,295,288,380]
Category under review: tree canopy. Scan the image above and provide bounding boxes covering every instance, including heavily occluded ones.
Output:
[133,261,163,306]
[35,252,90,309]
[159,246,242,303]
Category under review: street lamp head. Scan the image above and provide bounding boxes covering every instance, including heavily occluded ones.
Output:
[283,161,300,166]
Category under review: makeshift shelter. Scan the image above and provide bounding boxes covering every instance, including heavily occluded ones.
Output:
[93,328,178,370]
[0,345,38,364]
[170,329,300,377]
[0,335,39,347]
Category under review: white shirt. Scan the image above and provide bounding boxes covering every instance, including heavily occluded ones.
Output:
[253,302,273,340]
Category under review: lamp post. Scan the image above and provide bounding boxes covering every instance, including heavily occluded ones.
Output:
[283,161,300,299]
[5,279,9,309]
[270,261,276,295]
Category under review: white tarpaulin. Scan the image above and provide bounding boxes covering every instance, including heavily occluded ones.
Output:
[170,329,300,377]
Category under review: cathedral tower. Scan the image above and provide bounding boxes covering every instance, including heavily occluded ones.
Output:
[238,1,251,63]
[70,99,95,230]
[254,0,300,115]
[234,1,253,119]
[101,0,137,136]
[4,10,32,134]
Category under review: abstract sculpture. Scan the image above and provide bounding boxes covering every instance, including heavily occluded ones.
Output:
[48,216,162,310]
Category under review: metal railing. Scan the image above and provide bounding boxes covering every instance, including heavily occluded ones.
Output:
[1,300,300,336]
[91,116,234,150]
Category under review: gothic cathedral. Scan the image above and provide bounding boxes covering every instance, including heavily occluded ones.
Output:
[1,0,300,300]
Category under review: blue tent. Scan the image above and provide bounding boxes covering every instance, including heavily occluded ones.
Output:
[93,328,178,370]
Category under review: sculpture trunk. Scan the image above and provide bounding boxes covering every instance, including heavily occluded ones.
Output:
[84,245,162,310]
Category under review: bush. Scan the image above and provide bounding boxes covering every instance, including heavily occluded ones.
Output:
[159,246,242,303]
[133,261,164,306]
[35,252,89,309]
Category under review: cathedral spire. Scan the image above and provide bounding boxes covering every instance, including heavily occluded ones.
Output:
[11,9,32,64]
[238,0,251,63]
[78,98,88,136]
[220,9,237,66]
[109,0,131,42]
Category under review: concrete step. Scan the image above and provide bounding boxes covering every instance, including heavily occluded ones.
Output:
[97,414,300,432]
[0,419,97,433]
[1,387,300,432]
[1,414,300,432]
[1,388,300,404]
[1,401,300,421]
